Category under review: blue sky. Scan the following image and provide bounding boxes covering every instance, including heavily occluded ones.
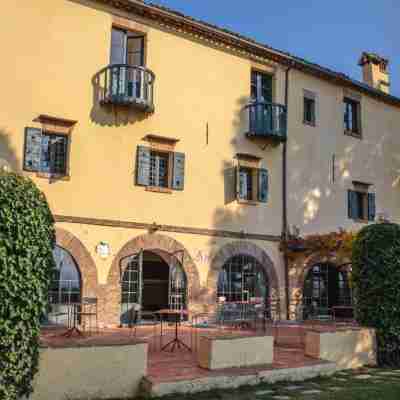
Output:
[150,0,400,97]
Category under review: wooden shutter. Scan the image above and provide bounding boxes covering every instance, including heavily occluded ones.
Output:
[23,127,42,172]
[172,152,185,190]
[348,190,358,219]
[258,168,269,203]
[136,146,150,186]
[368,193,376,221]
[223,167,236,204]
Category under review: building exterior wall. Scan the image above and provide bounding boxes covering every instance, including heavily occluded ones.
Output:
[1,0,400,325]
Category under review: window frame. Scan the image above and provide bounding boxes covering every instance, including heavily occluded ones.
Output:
[348,182,375,222]
[148,149,171,190]
[343,97,362,138]
[303,96,316,126]
[23,128,70,178]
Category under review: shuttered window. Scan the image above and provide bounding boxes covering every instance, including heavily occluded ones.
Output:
[23,127,68,175]
[348,189,375,221]
[235,166,269,204]
[136,146,185,191]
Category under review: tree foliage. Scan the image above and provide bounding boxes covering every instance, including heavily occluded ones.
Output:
[0,172,55,399]
[352,223,400,366]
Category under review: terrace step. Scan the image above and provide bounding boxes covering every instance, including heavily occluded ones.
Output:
[141,361,337,397]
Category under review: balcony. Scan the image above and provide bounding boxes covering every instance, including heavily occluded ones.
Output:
[245,101,287,143]
[94,64,155,112]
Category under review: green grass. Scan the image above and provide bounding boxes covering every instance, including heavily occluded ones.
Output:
[150,368,400,400]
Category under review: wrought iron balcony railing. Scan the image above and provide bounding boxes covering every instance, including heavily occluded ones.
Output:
[245,101,287,142]
[94,64,155,112]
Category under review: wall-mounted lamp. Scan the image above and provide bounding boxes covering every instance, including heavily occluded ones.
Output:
[96,241,110,259]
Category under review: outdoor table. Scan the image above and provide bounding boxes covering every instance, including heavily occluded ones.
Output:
[156,309,191,352]
[61,303,84,337]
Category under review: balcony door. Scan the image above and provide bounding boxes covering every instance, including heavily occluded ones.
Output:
[250,71,274,134]
[110,28,145,99]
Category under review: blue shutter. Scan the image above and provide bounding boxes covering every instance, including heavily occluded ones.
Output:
[23,127,42,172]
[136,146,150,186]
[348,190,358,219]
[258,168,269,203]
[368,193,376,221]
[172,152,185,190]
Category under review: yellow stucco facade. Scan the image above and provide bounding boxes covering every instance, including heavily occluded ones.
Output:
[1,0,400,325]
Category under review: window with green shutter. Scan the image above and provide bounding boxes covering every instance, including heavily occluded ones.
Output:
[348,183,375,222]
[136,145,185,192]
[234,163,269,204]
[23,127,69,176]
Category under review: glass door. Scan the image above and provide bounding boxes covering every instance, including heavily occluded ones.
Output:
[250,71,273,133]
[120,251,143,324]
[168,259,187,312]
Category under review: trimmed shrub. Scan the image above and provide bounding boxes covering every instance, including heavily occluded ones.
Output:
[352,222,400,366]
[0,172,55,399]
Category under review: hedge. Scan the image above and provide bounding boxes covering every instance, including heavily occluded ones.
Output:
[352,223,400,366]
[0,172,55,399]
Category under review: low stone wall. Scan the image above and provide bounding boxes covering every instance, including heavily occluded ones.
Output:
[31,342,148,400]
[198,334,273,370]
[305,328,376,370]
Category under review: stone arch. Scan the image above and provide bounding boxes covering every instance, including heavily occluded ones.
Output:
[206,241,280,308]
[289,251,352,318]
[55,227,99,298]
[106,233,201,325]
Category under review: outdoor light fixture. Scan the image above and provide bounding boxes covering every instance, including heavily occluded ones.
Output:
[96,241,110,259]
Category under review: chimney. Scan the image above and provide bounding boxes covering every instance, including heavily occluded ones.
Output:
[358,52,390,94]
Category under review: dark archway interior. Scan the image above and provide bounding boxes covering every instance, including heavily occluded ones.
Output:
[303,263,352,319]
[142,251,169,312]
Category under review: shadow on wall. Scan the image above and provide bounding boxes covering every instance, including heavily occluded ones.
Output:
[0,127,20,173]
[90,73,151,127]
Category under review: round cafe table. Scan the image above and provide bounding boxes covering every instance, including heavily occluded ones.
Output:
[156,309,191,352]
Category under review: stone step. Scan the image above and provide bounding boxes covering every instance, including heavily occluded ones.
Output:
[141,361,337,397]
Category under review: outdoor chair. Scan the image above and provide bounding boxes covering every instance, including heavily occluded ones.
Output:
[77,297,99,335]
[127,303,142,337]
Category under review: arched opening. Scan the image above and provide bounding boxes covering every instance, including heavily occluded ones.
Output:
[120,250,187,324]
[302,263,352,319]
[217,254,269,303]
[46,245,82,325]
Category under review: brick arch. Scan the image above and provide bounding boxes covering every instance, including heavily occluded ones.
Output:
[106,233,201,325]
[206,241,280,305]
[289,251,352,318]
[55,228,98,297]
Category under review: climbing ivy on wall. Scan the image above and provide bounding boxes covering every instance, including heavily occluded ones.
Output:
[0,172,55,399]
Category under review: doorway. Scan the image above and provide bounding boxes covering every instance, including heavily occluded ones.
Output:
[120,250,187,324]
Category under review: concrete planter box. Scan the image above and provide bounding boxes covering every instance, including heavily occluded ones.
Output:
[31,342,148,400]
[198,334,273,370]
[305,328,376,370]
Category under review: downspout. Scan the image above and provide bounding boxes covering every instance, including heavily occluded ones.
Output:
[282,64,292,320]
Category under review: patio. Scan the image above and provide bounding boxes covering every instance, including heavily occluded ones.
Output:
[36,320,371,398]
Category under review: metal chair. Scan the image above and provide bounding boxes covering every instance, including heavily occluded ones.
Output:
[77,297,99,335]
[46,303,70,327]
[128,303,141,337]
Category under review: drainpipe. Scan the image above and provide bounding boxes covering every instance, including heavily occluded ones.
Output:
[282,64,292,320]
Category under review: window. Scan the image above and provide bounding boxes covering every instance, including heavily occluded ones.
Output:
[24,127,68,176]
[238,167,254,201]
[149,151,169,188]
[251,71,273,103]
[344,97,361,136]
[111,27,145,67]
[348,183,375,221]
[237,165,269,203]
[217,254,269,303]
[136,145,185,191]
[303,96,316,126]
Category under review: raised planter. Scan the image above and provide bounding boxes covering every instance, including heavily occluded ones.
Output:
[198,334,273,370]
[31,341,148,400]
[305,328,376,370]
